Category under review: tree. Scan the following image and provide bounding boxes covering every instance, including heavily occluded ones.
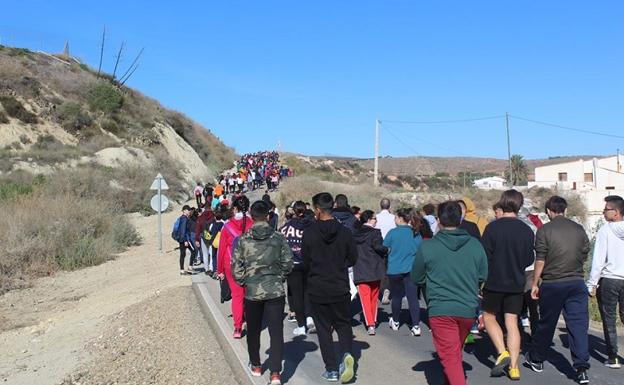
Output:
[505,154,528,186]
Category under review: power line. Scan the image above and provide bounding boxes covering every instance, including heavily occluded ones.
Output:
[383,124,472,157]
[381,125,421,156]
[509,115,624,140]
[383,115,505,125]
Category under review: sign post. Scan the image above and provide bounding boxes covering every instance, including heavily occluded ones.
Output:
[150,173,169,253]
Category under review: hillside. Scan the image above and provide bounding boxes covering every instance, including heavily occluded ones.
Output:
[0,45,236,196]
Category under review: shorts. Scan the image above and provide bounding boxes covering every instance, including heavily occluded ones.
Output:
[481,289,523,315]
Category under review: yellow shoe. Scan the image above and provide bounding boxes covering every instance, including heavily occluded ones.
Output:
[490,351,510,377]
[509,367,520,381]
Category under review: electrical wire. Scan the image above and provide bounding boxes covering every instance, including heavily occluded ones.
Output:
[383,115,505,125]
[508,115,624,140]
[382,124,472,157]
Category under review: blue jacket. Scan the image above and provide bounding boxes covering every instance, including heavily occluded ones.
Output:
[176,215,192,243]
[384,225,422,274]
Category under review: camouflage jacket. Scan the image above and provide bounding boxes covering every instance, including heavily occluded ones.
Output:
[232,222,293,301]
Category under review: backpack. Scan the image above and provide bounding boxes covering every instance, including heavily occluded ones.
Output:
[212,231,221,249]
[202,220,213,242]
[171,216,183,242]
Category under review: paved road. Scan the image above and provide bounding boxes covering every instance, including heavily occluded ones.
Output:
[193,273,623,385]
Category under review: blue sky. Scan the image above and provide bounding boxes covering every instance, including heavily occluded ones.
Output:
[3,1,624,159]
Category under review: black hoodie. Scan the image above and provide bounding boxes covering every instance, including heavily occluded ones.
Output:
[332,207,357,233]
[280,216,315,264]
[302,218,358,303]
[353,225,388,283]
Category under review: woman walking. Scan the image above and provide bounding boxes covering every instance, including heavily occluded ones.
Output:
[353,210,388,335]
[383,208,424,336]
[217,195,254,338]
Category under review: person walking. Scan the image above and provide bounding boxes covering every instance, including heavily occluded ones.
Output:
[332,194,357,233]
[524,196,591,384]
[587,195,624,369]
[216,196,254,338]
[376,198,396,305]
[302,192,358,383]
[383,208,423,336]
[353,210,388,335]
[461,196,488,235]
[280,201,316,336]
[195,206,215,273]
[194,182,203,208]
[174,205,195,275]
[232,200,293,385]
[412,201,488,385]
[481,190,535,380]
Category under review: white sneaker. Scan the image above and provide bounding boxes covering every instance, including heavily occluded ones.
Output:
[306,317,316,333]
[381,289,391,305]
[389,318,399,331]
[293,326,306,336]
[521,317,530,328]
[411,325,421,336]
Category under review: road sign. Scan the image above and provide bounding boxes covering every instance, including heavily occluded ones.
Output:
[150,194,169,212]
[150,173,169,190]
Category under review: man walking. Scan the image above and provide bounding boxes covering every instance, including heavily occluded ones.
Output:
[524,196,591,384]
[303,192,358,383]
[376,198,396,304]
[412,201,488,385]
[587,195,624,369]
[481,189,535,380]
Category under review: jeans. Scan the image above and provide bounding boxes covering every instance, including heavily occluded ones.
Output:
[245,296,285,373]
[597,277,624,358]
[388,273,420,327]
[530,280,589,370]
[311,300,353,372]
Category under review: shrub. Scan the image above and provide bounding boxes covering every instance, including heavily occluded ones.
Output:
[0,95,38,123]
[87,82,124,113]
[56,101,93,132]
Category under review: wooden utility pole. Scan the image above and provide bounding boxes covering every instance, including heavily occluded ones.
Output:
[97,26,106,77]
[506,112,513,186]
[374,119,380,186]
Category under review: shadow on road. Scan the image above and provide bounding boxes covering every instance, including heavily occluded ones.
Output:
[412,352,473,385]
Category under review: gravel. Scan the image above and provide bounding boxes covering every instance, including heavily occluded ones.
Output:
[60,286,238,385]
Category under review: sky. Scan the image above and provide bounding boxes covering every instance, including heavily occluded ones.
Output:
[2,1,624,159]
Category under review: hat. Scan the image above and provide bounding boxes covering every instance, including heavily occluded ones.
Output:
[182,204,191,211]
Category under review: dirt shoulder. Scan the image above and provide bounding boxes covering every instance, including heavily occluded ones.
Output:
[0,205,233,385]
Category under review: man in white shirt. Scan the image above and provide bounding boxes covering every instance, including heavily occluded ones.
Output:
[587,195,624,369]
[376,198,396,304]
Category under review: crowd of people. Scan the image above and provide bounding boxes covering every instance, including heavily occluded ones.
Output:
[174,174,624,385]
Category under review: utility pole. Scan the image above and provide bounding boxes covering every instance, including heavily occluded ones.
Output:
[374,119,380,186]
[618,148,621,172]
[97,26,106,77]
[506,112,513,186]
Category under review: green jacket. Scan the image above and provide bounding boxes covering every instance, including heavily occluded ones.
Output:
[232,222,293,301]
[411,228,488,318]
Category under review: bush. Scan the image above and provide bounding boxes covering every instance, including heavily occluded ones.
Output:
[56,101,93,132]
[87,82,124,113]
[0,95,38,123]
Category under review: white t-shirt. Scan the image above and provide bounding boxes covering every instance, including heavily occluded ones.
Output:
[376,209,396,239]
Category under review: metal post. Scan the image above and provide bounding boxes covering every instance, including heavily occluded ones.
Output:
[374,119,380,186]
[506,112,513,186]
[157,176,162,253]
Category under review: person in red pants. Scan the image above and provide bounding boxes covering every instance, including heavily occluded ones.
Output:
[412,201,488,385]
[217,195,254,338]
[352,210,388,335]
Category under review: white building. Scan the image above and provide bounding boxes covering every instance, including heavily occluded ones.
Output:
[529,155,624,228]
[473,176,507,190]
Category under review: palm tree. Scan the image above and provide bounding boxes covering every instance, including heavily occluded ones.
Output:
[504,154,528,186]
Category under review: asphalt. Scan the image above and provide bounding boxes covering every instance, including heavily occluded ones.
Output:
[193,272,623,385]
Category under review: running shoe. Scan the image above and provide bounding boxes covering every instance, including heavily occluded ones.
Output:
[293,326,306,336]
[521,317,530,328]
[306,316,316,333]
[465,334,475,345]
[491,351,511,377]
[367,326,376,336]
[576,369,589,384]
[411,325,421,337]
[286,313,297,323]
[508,367,520,381]
[339,353,355,383]
[605,356,621,369]
[269,372,282,385]
[248,363,262,377]
[389,318,399,331]
[470,323,480,335]
[233,328,243,339]
[381,289,391,305]
[321,370,338,382]
[523,352,544,373]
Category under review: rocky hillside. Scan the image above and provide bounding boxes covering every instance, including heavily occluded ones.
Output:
[0,45,236,199]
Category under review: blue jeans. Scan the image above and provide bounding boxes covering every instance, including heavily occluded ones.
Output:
[530,279,589,370]
[388,273,420,327]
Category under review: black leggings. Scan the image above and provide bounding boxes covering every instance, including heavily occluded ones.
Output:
[287,264,311,328]
[245,296,285,373]
[178,242,196,270]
